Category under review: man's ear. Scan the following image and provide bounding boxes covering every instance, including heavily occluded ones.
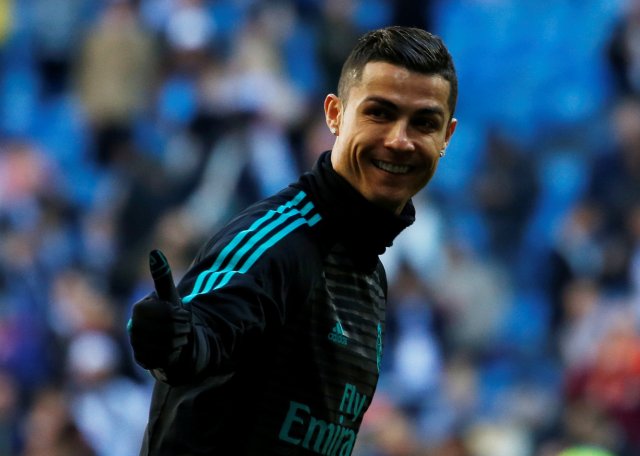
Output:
[324,94,342,136]
[443,117,458,148]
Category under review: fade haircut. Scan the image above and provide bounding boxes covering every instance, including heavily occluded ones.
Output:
[337,26,458,119]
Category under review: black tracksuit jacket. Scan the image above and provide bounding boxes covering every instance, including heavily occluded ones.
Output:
[139,151,415,455]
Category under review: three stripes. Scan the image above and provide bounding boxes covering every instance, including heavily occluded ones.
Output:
[183,191,322,303]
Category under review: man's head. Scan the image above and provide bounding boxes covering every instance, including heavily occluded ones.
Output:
[337,26,457,119]
[325,26,458,214]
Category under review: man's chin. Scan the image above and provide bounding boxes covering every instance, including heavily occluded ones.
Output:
[365,192,407,215]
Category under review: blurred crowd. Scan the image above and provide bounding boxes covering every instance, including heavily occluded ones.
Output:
[1,0,640,455]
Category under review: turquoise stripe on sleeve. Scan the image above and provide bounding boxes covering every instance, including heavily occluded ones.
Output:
[182,191,311,303]
[196,207,304,295]
[307,213,322,226]
[213,212,319,290]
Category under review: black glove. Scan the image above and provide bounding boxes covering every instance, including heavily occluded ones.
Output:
[128,249,192,370]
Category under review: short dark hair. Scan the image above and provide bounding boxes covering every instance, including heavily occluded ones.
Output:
[337,26,458,119]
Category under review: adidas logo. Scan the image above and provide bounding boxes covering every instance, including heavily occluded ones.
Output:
[328,321,348,346]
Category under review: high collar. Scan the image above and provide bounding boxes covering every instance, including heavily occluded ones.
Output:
[295,151,415,269]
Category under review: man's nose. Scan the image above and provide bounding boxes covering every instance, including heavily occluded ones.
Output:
[384,121,415,151]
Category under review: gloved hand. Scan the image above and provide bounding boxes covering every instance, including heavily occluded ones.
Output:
[128,249,192,370]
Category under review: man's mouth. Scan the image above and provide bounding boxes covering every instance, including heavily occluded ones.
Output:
[372,160,412,174]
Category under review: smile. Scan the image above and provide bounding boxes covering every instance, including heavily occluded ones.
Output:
[372,160,412,175]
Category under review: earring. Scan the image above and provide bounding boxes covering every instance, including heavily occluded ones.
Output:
[439,149,446,157]
[330,127,337,135]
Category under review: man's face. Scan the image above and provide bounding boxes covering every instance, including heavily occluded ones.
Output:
[325,61,457,214]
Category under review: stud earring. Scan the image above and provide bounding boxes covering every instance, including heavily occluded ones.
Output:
[439,149,446,158]
[330,127,336,135]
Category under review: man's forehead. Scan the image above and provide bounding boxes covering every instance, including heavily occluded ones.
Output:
[352,62,451,111]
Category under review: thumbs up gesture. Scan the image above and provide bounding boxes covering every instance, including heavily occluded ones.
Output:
[128,250,192,370]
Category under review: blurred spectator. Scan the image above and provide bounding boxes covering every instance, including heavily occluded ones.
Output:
[217,1,306,127]
[108,150,180,298]
[472,130,539,265]
[557,279,619,369]
[0,139,58,223]
[583,97,640,291]
[49,268,118,339]
[65,331,151,456]
[76,0,158,166]
[171,95,302,241]
[564,307,640,455]
[20,387,95,456]
[435,240,511,355]
[163,0,216,74]
[177,119,253,236]
[385,264,443,409]
[547,203,607,336]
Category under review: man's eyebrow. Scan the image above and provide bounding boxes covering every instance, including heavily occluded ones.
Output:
[363,96,445,117]
[363,96,398,110]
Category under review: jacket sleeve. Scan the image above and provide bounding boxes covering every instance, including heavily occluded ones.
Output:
[158,225,320,385]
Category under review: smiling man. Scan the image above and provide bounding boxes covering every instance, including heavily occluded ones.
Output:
[128,26,457,455]
[326,31,457,215]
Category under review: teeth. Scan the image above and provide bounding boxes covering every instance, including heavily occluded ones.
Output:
[373,160,411,174]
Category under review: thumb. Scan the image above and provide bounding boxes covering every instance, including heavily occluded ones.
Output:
[149,249,181,307]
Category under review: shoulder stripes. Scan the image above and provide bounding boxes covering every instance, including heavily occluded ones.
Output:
[183,191,321,303]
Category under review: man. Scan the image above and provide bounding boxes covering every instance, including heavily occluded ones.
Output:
[128,25,457,455]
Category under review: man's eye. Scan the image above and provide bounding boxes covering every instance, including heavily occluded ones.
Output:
[368,109,389,119]
[415,119,439,131]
